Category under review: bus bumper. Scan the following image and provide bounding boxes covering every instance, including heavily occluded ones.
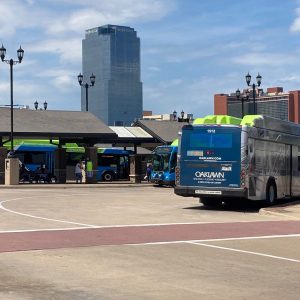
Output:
[151,179,174,186]
[174,186,247,198]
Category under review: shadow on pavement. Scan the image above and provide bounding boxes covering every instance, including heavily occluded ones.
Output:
[184,198,300,214]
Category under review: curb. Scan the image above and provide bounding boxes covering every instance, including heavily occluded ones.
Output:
[0,182,154,189]
[259,200,300,220]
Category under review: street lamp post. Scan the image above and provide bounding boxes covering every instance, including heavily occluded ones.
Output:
[0,44,24,152]
[178,110,190,122]
[172,110,177,121]
[34,100,48,110]
[236,89,250,117]
[77,73,95,111]
[245,72,262,115]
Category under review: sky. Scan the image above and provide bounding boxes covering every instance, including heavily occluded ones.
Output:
[1,0,300,118]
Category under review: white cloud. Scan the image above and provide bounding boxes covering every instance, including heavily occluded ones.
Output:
[51,75,75,92]
[27,38,82,64]
[231,52,297,67]
[290,7,300,32]
[0,82,10,94]
[45,0,174,35]
[143,77,216,117]
[147,66,160,72]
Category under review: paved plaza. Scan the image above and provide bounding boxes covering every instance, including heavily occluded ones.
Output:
[0,185,299,299]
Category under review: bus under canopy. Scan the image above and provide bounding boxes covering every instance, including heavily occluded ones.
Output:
[151,140,178,186]
[10,140,130,182]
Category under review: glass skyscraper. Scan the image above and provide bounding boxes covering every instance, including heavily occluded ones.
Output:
[82,25,143,126]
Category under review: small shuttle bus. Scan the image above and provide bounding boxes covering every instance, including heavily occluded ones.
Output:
[174,115,300,206]
[151,139,178,186]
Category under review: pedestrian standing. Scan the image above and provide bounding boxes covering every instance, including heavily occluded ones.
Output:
[86,157,93,178]
[146,163,152,182]
[75,160,83,183]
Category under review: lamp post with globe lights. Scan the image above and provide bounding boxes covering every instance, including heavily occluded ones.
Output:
[245,72,262,115]
[34,100,48,110]
[77,73,95,111]
[236,89,250,117]
[0,44,24,152]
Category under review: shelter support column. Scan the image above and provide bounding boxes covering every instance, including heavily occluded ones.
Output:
[5,158,19,185]
[0,147,7,184]
[85,147,97,184]
[129,154,143,183]
[54,148,66,183]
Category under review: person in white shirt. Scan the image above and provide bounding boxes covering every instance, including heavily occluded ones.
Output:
[75,160,83,183]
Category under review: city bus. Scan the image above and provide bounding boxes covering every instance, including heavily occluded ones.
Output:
[150,139,178,186]
[65,146,130,181]
[7,140,130,182]
[174,115,300,206]
[13,142,57,182]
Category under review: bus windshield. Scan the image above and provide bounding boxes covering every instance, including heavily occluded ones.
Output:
[152,153,171,171]
[181,126,241,160]
[189,133,233,148]
[152,147,173,171]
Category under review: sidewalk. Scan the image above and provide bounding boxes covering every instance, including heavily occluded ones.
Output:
[259,200,300,220]
[0,181,153,189]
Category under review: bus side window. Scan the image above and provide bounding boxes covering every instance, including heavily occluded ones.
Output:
[170,152,177,172]
[298,156,300,172]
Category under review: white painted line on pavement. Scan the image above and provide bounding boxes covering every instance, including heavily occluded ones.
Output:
[187,241,300,263]
[127,233,300,246]
[0,196,97,228]
[0,227,94,233]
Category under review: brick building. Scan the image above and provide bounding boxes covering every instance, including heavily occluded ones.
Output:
[214,87,300,123]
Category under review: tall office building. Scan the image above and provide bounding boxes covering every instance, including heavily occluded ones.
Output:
[82,25,143,126]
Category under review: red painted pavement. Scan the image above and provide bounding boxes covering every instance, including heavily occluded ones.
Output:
[0,221,300,253]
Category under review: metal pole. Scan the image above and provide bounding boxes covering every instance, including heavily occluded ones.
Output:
[10,59,13,151]
[241,98,244,117]
[253,84,256,114]
[85,83,88,111]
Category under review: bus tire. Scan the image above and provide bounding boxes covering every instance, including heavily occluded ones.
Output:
[266,180,277,206]
[201,197,222,207]
[102,172,114,182]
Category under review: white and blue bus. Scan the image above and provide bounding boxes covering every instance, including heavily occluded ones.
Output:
[174,115,300,206]
[14,143,57,182]
[150,140,178,186]
[65,146,130,181]
[9,140,130,182]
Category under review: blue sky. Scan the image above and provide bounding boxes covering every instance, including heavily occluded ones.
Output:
[1,0,300,118]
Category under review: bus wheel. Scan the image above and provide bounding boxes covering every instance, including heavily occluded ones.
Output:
[266,181,277,206]
[102,172,114,182]
[201,197,222,207]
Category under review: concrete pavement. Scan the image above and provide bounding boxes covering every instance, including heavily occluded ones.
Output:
[2,181,300,219]
[0,185,299,299]
[260,200,300,220]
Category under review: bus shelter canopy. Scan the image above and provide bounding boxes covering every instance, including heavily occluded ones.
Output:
[0,108,117,146]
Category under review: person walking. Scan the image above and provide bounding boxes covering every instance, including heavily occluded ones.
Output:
[146,163,152,182]
[75,160,83,183]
